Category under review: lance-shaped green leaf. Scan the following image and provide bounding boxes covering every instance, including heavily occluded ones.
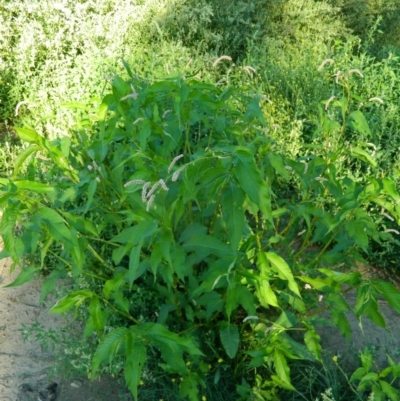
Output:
[37,207,72,245]
[4,265,39,287]
[265,252,301,297]
[91,327,129,376]
[183,234,232,258]
[89,295,106,336]
[128,241,143,287]
[125,333,147,401]
[84,180,97,213]
[15,127,43,144]
[273,349,294,390]
[111,220,158,244]
[234,147,271,220]
[12,145,41,178]
[219,322,240,359]
[14,180,56,194]
[50,290,93,314]
[348,110,371,136]
[222,183,245,251]
[0,201,19,263]
[373,280,400,314]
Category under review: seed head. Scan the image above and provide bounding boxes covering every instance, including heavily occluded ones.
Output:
[349,69,364,78]
[146,195,155,211]
[368,97,384,104]
[167,154,184,174]
[124,179,146,188]
[172,165,187,182]
[317,58,334,71]
[325,95,336,110]
[212,55,232,68]
[141,182,151,202]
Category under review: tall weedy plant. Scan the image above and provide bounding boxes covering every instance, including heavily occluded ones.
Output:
[1,66,400,400]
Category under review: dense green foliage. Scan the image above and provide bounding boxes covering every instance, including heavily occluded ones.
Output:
[1,1,400,400]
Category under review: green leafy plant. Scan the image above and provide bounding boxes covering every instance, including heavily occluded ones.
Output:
[2,67,400,400]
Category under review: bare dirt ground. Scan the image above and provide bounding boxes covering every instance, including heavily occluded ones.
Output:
[2,243,400,400]
[0,255,132,401]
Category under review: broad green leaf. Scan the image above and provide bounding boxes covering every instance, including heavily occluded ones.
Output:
[159,345,188,375]
[222,183,245,251]
[12,145,41,178]
[345,219,368,251]
[125,335,147,401]
[103,272,126,299]
[0,201,19,262]
[183,234,232,258]
[349,110,371,136]
[15,127,42,144]
[350,367,367,383]
[380,380,400,401]
[4,266,39,287]
[84,180,98,213]
[219,323,240,359]
[350,147,376,168]
[112,291,130,314]
[128,242,142,287]
[50,290,93,314]
[274,349,293,388]
[265,252,301,297]
[271,374,295,391]
[256,279,278,308]
[304,328,322,361]
[37,207,72,244]
[89,295,105,336]
[234,148,271,220]
[147,323,203,355]
[91,327,129,376]
[274,311,297,329]
[373,280,400,314]
[360,348,373,372]
[268,153,290,180]
[111,220,158,244]
[225,281,239,319]
[14,180,56,194]
[382,177,400,202]
[39,268,64,302]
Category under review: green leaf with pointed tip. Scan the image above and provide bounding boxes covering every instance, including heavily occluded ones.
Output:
[273,349,293,389]
[103,272,126,299]
[304,328,322,361]
[14,180,56,194]
[111,220,158,244]
[234,148,271,220]
[15,127,42,144]
[380,380,400,401]
[125,335,147,401]
[128,242,143,287]
[350,147,376,168]
[91,327,129,376]
[349,110,371,136]
[222,182,245,251]
[50,290,93,314]
[89,295,105,336]
[4,266,39,287]
[219,323,240,359]
[37,207,72,245]
[12,145,41,178]
[183,234,232,258]
[84,180,97,213]
[266,252,301,297]
[0,201,19,263]
[373,280,400,314]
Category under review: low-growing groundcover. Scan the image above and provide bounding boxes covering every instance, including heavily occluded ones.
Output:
[2,67,400,401]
